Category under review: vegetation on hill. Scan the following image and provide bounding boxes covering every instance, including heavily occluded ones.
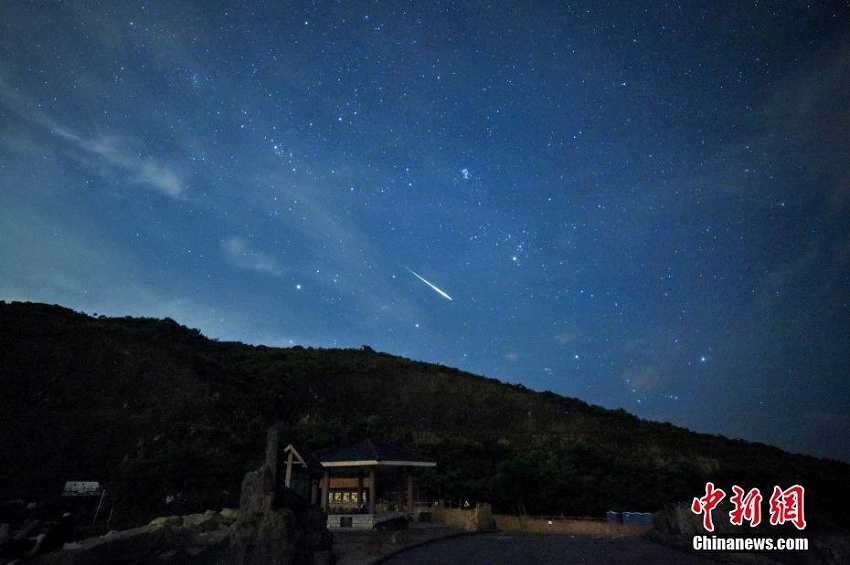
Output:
[1,301,848,532]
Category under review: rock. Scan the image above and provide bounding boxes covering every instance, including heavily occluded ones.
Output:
[231,507,297,565]
[29,523,177,564]
[197,528,231,545]
[229,423,332,565]
[148,515,181,529]
[28,509,235,565]
[219,507,239,524]
[182,512,219,532]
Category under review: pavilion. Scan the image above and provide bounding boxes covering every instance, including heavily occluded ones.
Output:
[317,438,436,528]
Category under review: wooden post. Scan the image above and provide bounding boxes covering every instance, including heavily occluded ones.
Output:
[284,448,294,487]
[92,489,106,525]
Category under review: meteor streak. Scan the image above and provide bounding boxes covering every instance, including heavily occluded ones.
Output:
[406,267,453,301]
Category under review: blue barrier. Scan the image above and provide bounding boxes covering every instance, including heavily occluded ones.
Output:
[622,511,653,523]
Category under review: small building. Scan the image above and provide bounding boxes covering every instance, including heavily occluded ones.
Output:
[61,481,102,497]
[317,439,436,528]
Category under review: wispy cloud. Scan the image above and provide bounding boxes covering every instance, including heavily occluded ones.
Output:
[52,127,187,199]
[221,237,285,277]
[0,73,187,199]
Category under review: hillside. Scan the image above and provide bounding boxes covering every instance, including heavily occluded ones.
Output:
[1,301,848,532]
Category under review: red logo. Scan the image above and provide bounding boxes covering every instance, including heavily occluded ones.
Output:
[692,483,806,531]
[769,485,806,530]
[729,486,762,527]
[691,482,726,532]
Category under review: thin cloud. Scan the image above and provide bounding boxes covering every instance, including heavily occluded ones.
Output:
[50,126,187,200]
[221,237,285,277]
[0,73,186,199]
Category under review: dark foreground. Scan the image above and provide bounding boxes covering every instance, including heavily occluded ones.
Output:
[381,532,715,565]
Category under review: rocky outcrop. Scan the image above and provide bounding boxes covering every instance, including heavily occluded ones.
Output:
[229,423,332,565]
[21,424,332,565]
[25,509,236,564]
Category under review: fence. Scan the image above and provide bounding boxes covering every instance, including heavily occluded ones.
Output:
[431,504,495,531]
[430,504,654,537]
[493,514,652,537]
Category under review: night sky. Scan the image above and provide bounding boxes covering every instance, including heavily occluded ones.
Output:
[2,2,849,462]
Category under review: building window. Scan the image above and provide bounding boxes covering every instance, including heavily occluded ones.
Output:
[329,490,369,506]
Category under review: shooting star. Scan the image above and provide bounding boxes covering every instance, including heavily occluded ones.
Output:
[406,267,453,301]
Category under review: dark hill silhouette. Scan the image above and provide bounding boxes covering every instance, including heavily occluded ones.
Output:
[1,301,848,533]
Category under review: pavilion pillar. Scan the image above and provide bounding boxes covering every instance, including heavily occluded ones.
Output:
[394,467,404,512]
[321,469,330,511]
[406,468,414,516]
[357,471,364,511]
[368,467,376,514]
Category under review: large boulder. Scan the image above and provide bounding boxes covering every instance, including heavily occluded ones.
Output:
[229,424,332,565]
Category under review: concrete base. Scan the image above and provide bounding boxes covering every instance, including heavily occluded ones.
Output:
[327,512,405,529]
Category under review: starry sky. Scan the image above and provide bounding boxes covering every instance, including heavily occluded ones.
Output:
[2,2,849,462]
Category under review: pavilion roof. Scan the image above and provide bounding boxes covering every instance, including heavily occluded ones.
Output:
[319,438,436,468]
